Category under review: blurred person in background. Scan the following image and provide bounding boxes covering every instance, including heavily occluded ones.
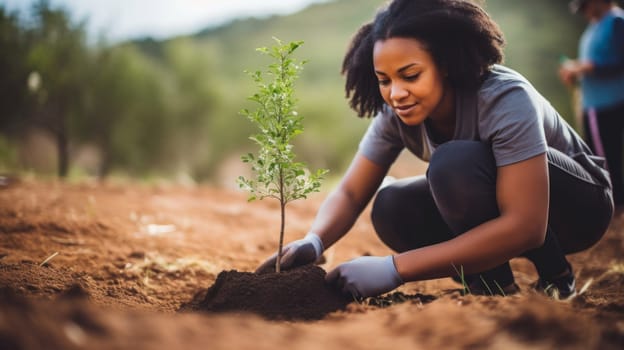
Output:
[258,0,613,300]
[560,0,624,207]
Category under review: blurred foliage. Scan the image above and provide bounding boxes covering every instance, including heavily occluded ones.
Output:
[0,0,588,182]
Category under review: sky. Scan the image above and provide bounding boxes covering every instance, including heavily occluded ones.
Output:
[0,0,329,42]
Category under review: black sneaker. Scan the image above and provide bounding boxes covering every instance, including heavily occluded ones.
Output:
[534,268,576,299]
[468,279,520,296]
[452,274,519,296]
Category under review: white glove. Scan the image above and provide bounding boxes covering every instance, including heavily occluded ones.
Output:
[255,232,323,273]
[326,255,403,298]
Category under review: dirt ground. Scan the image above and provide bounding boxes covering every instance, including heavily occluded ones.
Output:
[1,176,623,350]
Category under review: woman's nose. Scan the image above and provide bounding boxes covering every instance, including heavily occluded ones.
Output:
[390,82,408,101]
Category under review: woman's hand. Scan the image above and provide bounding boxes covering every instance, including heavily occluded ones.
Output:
[326,255,403,299]
[559,59,594,86]
[255,233,323,273]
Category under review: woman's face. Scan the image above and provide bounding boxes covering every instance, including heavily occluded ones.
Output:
[373,37,452,126]
[581,0,610,21]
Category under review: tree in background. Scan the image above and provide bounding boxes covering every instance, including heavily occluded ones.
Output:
[79,44,169,177]
[25,0,90,177]
[0,8,29,145]
[0,0,220,179]
[0,8,29,171]
[161,38,218,179]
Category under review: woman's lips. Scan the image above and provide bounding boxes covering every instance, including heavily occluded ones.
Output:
[394,103,417,117]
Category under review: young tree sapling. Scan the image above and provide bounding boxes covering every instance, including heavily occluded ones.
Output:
[238,38,328,273]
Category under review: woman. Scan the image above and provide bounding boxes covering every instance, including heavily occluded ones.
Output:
[559,0,624,207]
[257,0,613,299]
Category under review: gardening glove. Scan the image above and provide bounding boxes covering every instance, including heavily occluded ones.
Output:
[255,232,324,273]
[326,255,403,299]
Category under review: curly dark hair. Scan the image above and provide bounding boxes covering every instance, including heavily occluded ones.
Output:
[343,0,505,117]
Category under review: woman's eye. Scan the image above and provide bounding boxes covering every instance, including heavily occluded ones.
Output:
[378,79,390,86]
[404,73,420,81]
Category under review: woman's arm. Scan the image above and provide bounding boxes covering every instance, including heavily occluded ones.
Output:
[311,152,389,249]
[559,60,594,86]
[394,153,549,281]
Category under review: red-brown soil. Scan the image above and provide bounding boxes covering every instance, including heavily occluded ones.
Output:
[1,178,623,349]
[181,265,351,320]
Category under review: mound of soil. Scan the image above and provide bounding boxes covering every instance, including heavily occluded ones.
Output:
[181,265,350,320]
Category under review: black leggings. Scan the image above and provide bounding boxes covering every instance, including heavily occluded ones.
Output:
[371,141,613,286]
[583,102,624,205]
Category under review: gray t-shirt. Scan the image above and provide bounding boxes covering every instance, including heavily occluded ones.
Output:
[359,65,609,186]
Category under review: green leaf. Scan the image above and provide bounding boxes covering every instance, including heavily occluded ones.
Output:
[288,41,303,54]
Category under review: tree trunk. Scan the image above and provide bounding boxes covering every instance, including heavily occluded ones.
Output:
[98,138,112,179]
[56,127,69,178]
[276,168,286,273]
[276,200,286,273]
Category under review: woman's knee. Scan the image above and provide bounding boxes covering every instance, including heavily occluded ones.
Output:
[371,184,404,240]
[428,141,496,203]
[428,141,496,195]
[371,177,440,252]
[427,141,499,233]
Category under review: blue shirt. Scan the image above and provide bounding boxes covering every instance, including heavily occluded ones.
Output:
[579,7,624,110]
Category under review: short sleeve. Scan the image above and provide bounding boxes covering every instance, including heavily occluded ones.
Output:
[358,110,404,168]
[479,83,548,167]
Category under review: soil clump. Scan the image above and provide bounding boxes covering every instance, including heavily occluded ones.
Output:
[181,265,350,320]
